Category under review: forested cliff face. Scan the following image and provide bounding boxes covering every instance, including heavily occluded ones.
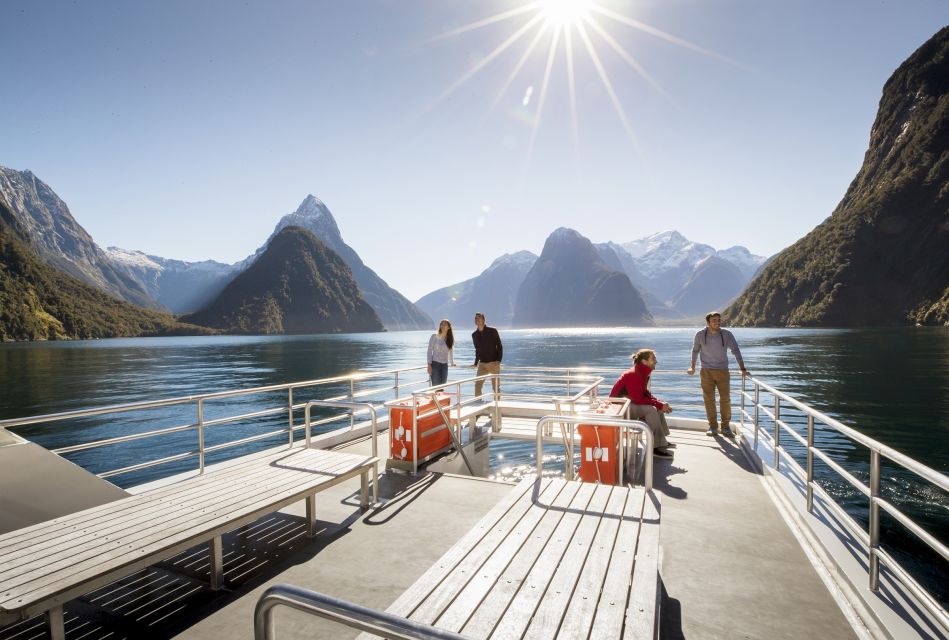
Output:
[727,27,949,327]
[182,226,383,335]
[0,195,211,341]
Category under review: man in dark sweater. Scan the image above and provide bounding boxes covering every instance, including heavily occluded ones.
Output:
[472,312,503,398]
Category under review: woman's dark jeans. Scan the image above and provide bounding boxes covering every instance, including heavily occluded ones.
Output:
[430,361,448,386]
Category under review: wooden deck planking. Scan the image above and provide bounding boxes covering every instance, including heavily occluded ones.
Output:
[487,482,600,639]
[375,478,550,622]
[622,490,660,640]
[420,480,570,632]
[458,480,585,639]
[588,486,647,637]
[516,483,615,640]
[543,485,634,640]
[0,448,375,616]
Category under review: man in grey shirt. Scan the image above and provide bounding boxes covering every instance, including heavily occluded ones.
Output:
[687,311,749,437]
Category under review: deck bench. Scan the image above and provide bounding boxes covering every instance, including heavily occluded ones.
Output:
[359,475,661,639]
[0,446,377,640]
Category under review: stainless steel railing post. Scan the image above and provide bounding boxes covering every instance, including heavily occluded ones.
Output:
[394,371,400,398]
[254,584,469,640]
[288,387,294,447]
[869,449,881,591]
[198,398,205,474]
[773,396,781,469]
[753,383,760,449]
[349,380,355,430]
[806,414,814,513]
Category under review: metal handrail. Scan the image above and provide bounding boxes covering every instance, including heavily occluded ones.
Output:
[534,414,653,490]
[0,365,428,479]
[739,375,949,630]
[305,400,380,505]
[254,584,469,640]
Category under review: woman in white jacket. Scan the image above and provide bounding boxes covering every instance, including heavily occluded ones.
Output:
[427,319,456,386]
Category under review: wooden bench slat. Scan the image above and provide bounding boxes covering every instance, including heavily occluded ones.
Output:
[0,451,364,581]
[487,482,600,640]
[453,480,585,638]
[0,447,363,551]
[0,449,375,614]
[0,451,360,573]
[0,455,367,607]
[519,483,616,639]
[411,479,571,630]
[549,486,639,639]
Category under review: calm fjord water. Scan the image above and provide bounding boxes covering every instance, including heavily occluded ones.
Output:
[1,327,947,601]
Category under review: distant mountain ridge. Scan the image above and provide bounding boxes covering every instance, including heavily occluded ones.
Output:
[513,228,653,327]
[414,251,537,328]
[182,226,383,334]
[727,27,949,326]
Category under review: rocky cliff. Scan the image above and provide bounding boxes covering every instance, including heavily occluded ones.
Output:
[727,28,949,326]
[513,228,653,328]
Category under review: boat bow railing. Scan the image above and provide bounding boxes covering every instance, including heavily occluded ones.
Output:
[740,375,949,631]
[254,583,467,640]
[0,365,429,481]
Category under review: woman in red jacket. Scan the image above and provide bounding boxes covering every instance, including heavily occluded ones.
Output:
[609,348,675,459]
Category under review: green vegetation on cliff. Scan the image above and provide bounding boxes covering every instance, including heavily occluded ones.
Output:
[0,197,213,341]
[727,27,949,327]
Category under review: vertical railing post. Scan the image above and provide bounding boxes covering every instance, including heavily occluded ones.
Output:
[806,414,814,512]
[773,396,781,469]
[869,449,881,591]
[288,387,295,446]
[394,371,400,398]
[349,379,355,430]
[197,398,205,475]
[412,395,419,475]
[753,384,760,449]
[740,375,746,432]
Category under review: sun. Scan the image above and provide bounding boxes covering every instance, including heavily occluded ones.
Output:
[538,0,593,27]
[420,1,736,165]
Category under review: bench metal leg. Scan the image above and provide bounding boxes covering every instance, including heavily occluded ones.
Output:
[360,470,370,508]
[46,605,65,640]
[306,494,317,538]
[209,536,224,590]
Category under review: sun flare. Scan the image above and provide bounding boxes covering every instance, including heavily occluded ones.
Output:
[538,0,593,27]
[421,1,736,166]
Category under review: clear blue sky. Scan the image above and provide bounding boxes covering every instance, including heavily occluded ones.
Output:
[2,1,946,301]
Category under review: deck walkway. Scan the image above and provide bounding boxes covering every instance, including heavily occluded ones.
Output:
[655,427,857,640]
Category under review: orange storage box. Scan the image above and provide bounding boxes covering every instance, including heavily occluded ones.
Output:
[577,424,622,485]
[389,393,452,461]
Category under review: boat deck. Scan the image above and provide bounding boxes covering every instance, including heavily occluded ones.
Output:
[0,428,858,640]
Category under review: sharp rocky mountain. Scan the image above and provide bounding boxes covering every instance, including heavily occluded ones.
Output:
[257,196,432,331]
[181,226,383,335]
[727,27,949,326]
[414,251,537,328]
[513,228,653,327]
[0,167,160,310]
[0,192,211,341]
